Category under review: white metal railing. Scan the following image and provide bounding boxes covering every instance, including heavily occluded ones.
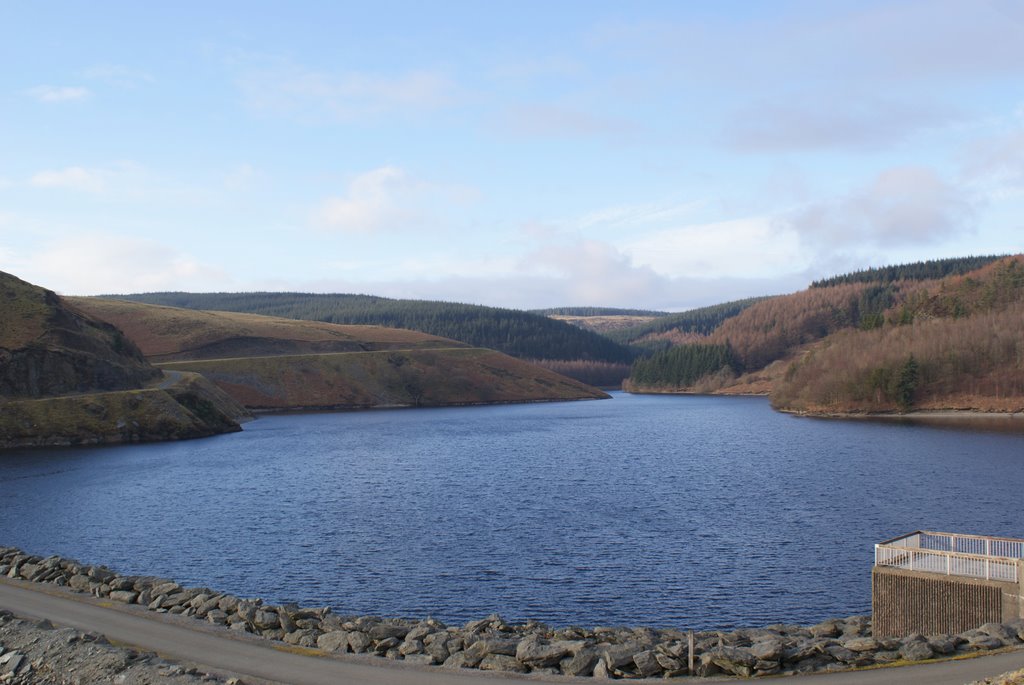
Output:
[874,531,1024,583]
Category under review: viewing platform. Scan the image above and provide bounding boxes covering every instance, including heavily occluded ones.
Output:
[872,531,1024,637]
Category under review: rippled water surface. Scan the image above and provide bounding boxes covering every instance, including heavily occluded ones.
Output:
[2,393,1023,630]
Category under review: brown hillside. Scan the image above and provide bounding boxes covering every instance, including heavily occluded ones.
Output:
[72,298,467,361]
[772,256,1024,413]
[160,348,608,410]
[76,298,609,410]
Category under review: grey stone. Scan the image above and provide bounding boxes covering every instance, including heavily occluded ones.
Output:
[559,648,600,676]
[317,630,350,652]
[927,636,957,654]
[978,622,1017,643]
[374,637,401,654]
[841,636,878,652]
[710,646,756,677]
[399,638,424,656]
[592,658,610,678]
[369,624,409,641]
[899,640,933,661]
[345,631,371,653]
[426,639,450,663]
[515,635,577,667]
[810,619,843,638]
[254,610,280,630]
[150,581,181,597]
[600,641,646,669]
[653,651,683,672]
[632,649,662,677]
[749,638,784,660]
[463,638,517,667]
[479,654,528,673]
[278,607,298,634]
[405,623,434,642]
[442,652,471,669]
[109,590,138,603]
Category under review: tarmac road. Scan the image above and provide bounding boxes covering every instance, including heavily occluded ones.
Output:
[2,577,1023,685]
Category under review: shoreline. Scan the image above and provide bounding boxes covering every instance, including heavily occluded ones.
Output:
[3,545,1023,680]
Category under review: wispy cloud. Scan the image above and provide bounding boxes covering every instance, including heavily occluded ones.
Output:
[29,166,107,192]
[236,57,457,122]
[27,85,91,103]
[83,64,155,88]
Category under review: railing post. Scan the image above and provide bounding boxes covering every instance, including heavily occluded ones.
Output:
[946,553,951,575]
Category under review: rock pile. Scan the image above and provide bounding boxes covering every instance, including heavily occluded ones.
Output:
[4,546,1024,679]
[0,608,244,685]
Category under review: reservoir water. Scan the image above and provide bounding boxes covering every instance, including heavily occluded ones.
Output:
[1,393,1022,630]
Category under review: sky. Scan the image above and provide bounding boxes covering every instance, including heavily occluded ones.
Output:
[1,0,1022,311]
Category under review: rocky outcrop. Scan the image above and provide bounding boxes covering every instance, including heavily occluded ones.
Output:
[0,272,158,398]
[4,546,1024,680]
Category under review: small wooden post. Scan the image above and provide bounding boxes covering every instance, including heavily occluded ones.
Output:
[688,629,695,674]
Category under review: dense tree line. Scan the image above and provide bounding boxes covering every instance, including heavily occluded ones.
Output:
[112,292,637,365]
[810,255,1005,289]
[530,306,668,317]
[606,297,767,347]
[628,343,740,389]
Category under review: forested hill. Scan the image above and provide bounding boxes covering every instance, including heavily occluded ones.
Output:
[531,306,668,317]
[607,297,768,349]
[626,255,1024,414]
[809,255,1005,288]
[110,292,635,365]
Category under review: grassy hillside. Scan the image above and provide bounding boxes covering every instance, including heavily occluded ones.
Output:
[0,272,246,448]
[78,298,609,410]
[626,255,1024,414]
[160,349,606,410]
[0,372,247,448]
[108,292,636,366]
[72,298,467,361]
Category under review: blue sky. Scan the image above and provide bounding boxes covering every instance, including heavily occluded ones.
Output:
[1,1,1022,310]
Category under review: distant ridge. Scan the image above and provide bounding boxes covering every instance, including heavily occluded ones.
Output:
[109,291,636,366]
[809,255,1006,288]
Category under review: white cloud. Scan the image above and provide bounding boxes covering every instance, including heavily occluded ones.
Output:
[624,217,807,279]
[314,167,417,233]
[787,167,975,248]
[313,167,475,233]
[237,59,457,121]
[29,167,107,193]
[17,233,228,295]
[27,85,91,103]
